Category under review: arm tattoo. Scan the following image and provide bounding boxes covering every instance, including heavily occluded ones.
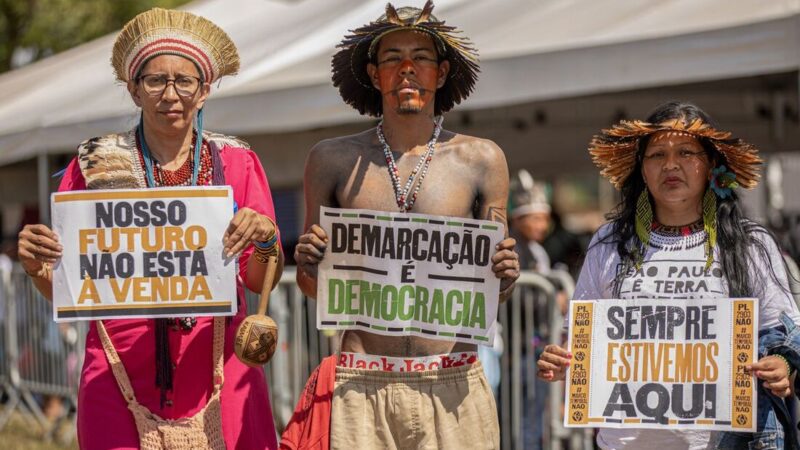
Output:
[486,206,507,225]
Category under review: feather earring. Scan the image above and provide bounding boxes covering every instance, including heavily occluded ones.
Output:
[634,189,653,267]
[702,187,718,269]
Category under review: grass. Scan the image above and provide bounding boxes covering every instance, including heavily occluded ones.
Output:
[0,411,78,450]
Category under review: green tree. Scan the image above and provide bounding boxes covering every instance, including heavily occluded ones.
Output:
[0,0,191,73]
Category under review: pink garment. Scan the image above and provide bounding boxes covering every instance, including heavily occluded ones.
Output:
[60,146,279,449]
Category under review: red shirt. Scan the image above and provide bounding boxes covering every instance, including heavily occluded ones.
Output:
[61,145,279,449]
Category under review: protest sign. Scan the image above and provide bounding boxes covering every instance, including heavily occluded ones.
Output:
[564,298,758,432]
[51,187,236,321]
[316,206,505,345]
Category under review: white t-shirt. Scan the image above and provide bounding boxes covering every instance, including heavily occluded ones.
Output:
[573,222,799,450]
[527,240,551,274]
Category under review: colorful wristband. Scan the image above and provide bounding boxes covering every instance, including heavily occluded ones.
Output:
[254,234,278,249]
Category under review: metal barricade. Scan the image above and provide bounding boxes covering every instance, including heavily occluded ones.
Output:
[0,264,16,431]
[245,268,335,429]
[2,265,593,449]
[0,266,86,444]
[497,270,592,450]
[257,268,593,449]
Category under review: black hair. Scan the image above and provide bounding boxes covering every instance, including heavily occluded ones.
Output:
[600,101,788,298]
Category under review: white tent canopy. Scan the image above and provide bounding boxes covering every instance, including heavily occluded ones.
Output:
[0,0,798,166]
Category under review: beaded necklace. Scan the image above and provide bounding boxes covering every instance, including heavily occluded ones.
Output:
[376,116,443,212]
[651,218,704,237]
[135,135,213,187]
[135,119,212,332]
[648,219,707,251]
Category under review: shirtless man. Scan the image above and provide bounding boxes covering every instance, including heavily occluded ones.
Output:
[290,3,519,449]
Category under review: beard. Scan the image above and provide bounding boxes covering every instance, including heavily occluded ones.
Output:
[396,102,423,114]
[389,88,432,115]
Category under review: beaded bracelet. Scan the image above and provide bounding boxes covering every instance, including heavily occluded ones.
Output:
[774,354,794,376]
[252,215,279,261]
[254,234,278,250]
[253,220,280,264]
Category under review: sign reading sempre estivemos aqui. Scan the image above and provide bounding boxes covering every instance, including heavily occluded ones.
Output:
[51,187,236,321]
[316,206,505,345]
[565,298,758,432]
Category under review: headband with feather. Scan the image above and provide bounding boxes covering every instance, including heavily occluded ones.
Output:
[589,118,763,190]
[332,1,479,117]
[509,169,551,218]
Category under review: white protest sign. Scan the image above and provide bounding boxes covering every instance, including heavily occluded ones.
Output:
[316,206,505,345]
[51,187,236,321]
[565,298,758,432]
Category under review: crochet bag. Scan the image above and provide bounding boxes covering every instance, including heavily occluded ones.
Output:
[97,317,226,450]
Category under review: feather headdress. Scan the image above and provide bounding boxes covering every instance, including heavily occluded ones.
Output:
[589,118,763,189]
[509,169,551,218]
[332,0,479,117]
[112,8,239,83]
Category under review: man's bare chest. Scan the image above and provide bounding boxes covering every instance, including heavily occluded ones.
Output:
[336,155,477,217]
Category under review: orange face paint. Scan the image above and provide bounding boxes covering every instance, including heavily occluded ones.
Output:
[373,30,441,114]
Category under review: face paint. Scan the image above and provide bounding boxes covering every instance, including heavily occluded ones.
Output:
[376,63,438,114]
[373,30,441,115]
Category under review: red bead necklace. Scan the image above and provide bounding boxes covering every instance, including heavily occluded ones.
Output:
[136,135,213,186]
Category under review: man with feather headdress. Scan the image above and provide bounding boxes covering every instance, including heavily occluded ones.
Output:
[283,2,518,449]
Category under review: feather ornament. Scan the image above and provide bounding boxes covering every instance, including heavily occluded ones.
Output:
[332,1,479,117]
[589,118,763,190]
[112,8,239,83]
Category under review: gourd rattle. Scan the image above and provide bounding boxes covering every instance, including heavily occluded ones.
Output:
[234,254,279,367]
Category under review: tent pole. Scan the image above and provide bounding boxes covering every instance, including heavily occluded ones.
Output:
[37,153,49,226]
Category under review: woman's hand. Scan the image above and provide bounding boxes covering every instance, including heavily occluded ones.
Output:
[748,355,792,398]
[223,207,276,257]
[537,344,572,382]
[18,224,62,277]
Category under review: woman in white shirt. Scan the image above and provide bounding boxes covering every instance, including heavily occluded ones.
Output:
[537,101,799,450]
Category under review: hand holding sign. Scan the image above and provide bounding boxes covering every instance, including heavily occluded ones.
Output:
[748,355,792,398]
[537,344,572,381]
[18,224,63,276]
[295,224,328,273]
[223,207,277,258]
[491,237,519,298]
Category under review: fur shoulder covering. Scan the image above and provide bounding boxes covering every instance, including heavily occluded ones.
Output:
[77,130,144,190]
[76,129,246,190]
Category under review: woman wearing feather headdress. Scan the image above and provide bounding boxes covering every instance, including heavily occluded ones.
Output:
[17,8,283,449]
[537,101,800,449]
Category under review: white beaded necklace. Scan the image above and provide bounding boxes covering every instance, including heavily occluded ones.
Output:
[376,116,443,212]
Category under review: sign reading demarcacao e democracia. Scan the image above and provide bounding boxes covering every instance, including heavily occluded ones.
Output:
[316,206,505,345]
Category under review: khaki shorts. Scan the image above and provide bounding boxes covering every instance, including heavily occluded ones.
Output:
[330,360,499,450]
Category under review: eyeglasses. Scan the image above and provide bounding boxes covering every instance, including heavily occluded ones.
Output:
[137,74,202,97]
[642,149,707,164]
